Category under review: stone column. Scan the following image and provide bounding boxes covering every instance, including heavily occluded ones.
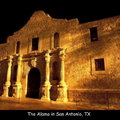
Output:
[13,55,22,98]
[41,50,51,101]
[57,48,68,102]
[2,56,13,97]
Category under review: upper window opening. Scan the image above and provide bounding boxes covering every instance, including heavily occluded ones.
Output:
[90,27,98,42]
[16,41,20,54]
[32,38,39,51]
[54,32,60,48]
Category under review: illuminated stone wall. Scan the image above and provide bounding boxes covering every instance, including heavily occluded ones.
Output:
[65,16,120,102]
[0,11,120,103]
[66,16,120,89]
[6,11,79,55]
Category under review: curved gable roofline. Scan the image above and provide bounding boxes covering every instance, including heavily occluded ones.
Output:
[29,10,52,21]
[7,10,79,42]
[8,10,52,37]
[29,10,79,23]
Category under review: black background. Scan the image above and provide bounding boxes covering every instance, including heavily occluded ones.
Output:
[0,0,119,43]
[0,110,119,120]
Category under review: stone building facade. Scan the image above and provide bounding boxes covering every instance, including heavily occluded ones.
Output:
[0,11,120,103]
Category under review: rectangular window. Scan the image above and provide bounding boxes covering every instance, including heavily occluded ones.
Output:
[32,38,39,51]
[54,32,60,48]
[95,58,105,71]
[90,27,98,42]
[16,41,20,54]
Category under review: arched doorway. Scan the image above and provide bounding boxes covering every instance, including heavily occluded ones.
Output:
[26,68,41,99]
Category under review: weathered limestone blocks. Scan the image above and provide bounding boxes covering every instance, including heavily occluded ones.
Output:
[57,85,68,102]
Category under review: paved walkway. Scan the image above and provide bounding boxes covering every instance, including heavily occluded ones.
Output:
[0,97,77,110]
[0,97,120,110]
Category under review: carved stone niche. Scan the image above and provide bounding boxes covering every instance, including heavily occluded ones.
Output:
[31,57,37,67]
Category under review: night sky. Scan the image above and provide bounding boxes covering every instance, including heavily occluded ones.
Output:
[0,0,119,43]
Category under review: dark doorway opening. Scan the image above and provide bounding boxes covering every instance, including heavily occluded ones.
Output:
[26,68,41,99]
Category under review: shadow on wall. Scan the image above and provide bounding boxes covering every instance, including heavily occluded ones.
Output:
[0,60,8,96]
[50,80,59,101]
